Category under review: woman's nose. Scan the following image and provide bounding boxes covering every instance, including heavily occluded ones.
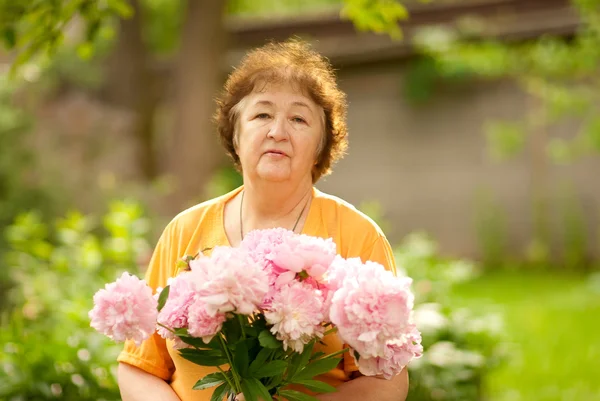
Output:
[267,117,288,141]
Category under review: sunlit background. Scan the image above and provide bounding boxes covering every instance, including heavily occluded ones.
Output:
[1,0,599,400]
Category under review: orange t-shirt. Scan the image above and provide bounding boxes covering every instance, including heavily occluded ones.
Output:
[117,186,396,400]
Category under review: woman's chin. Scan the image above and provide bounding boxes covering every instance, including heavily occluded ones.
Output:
[256,167,291,183]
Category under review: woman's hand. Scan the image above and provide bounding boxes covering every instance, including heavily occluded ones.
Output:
[315,369,409,401]
[117,363,182,401]
[234,369,408,401]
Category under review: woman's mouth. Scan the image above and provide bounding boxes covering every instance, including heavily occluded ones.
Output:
[265,150,287,157]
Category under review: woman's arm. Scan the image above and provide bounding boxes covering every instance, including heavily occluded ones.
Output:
[117,363,182,401]
[316,369,409,401]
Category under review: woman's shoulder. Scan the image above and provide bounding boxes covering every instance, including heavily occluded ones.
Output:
[313,188,386,239]
[312,188,395,269]
[164,187,241,236]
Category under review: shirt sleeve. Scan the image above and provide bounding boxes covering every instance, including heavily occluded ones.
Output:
[343,234,397,374]
[365,234,397,276]
[117,221,179,380]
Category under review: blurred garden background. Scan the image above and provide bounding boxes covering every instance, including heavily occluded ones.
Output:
[1,0,599,400]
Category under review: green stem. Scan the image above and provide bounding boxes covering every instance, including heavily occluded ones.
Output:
[323,326,338,337]
[156,322,176,334]
[237,314,247,339]
[318,347,350,360]
[216,366,236,392]
[218,334,242,393]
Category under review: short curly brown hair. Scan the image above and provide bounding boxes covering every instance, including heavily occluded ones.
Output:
[214,39,348,183]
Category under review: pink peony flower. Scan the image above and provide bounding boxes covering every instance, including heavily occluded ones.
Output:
[188,247,268,316]
[324,256,363,292]
[329,259,415,358]
[354,326,423,379]
[322,256,363,321]
[156,274,195,344]
[240,228,294,285]
[241,229,337,311]
[269,233,337,282]
[187,297,227,344]
[89,272,158,346]
[264,280,325,353]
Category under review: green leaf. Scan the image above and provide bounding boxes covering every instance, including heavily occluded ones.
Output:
[484,120,527,161]
[3,27,16,49]
[76,42,94,60]
[293,357,342,381]
[258,330,281,349]
[203,336,223,350]
[298,341,315,371]
[193,372,226,390]
[179,348,223,357]
[85,19,101,42]
[249,347,272,374]
[175,331,220,349]
[251,360,288,378]
[178,348,228,366]
[210,382,231,401]
[108,0,135,18]
[234,340,249,377]
[178,335,217,348]
[157,285,170,311]
[285,352,303,380]
[278,389,320,401]
[241,379,258,401]
[174,327,190,337]
[248,378,273,401]
[341,0,408,39]
[311,352,326,360]
[223,316,243,344]
[245,325,260,337]
[294,379,337,393]
[265,374,283,390]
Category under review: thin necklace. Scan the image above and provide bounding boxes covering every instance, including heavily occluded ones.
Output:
[240,190,310,240]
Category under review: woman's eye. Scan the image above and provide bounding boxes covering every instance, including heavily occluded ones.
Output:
[255,113,271,119]
[292,116,306,124]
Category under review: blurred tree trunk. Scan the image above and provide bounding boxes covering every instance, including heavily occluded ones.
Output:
[104,0,158,181]
[166,0,228,213]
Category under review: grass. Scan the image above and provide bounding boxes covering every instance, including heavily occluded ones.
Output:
[447,270,600,401]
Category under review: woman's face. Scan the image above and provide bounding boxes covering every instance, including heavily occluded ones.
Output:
[235,82,324,184]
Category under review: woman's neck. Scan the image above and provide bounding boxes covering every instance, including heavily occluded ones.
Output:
[240,178,313,232]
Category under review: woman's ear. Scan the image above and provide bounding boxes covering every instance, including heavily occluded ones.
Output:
[232,130,239,153]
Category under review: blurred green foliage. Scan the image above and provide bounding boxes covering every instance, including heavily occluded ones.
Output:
[358,199,392,234]
[0,72,66,309]
[408,0,600,269]
[340,0,409,39]
[395,233,505,401]
[0,201,151,400]
[412,0,600,163]
[204,165,244,200]
[473,189,509,270]
[449,271,600,401]
[0,74,38,235]
[0,200,504,400]
[0,0,133,70]
[358,203,505,401]
[1,0,415,65]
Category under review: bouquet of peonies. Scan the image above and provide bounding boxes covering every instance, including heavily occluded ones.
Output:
[89,228,422,401]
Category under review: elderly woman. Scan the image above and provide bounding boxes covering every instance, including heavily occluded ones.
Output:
[117,40,409,401]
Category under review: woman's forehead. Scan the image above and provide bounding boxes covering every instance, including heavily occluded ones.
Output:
[247,83,317,108]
